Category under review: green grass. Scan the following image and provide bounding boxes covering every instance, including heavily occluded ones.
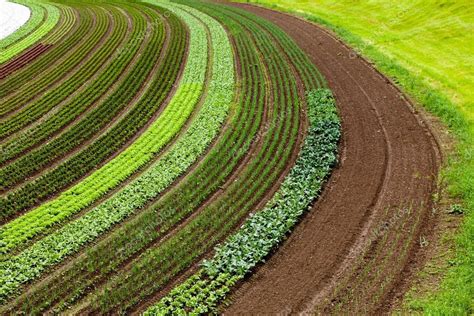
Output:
[238,0,473,313]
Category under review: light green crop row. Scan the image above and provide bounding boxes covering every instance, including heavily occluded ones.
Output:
[0,0,235,303]
[0,3,207,254]
[145,89,340,315]
[0,1,60,63]
[0,1,42,49]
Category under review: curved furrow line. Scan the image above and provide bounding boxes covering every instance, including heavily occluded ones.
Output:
[0,4,138,167]
[0,0,231,311]
[0,3,263,313]
[133,2,327,313]
[1,4,179,255]
[41,3,77,45]
[0,4,144,189]
[222,4,440,314]
[0,4,180,242]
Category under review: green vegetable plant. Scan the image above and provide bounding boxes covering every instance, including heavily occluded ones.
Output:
[0,1,235,304]
[145,88,340,315]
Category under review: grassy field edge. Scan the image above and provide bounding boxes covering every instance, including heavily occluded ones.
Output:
[236,2,473,314]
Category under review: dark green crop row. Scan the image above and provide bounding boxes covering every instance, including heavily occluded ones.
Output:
[82,1,315,313]
[148,88,340,315]
[0,2,217,304]
[0,3,142,181]
[0,2,240,313]
[0,5,119,139]
[0,3,186,223]
[228,5,325,89]
[0,1,331,314]
[2,1,325,313]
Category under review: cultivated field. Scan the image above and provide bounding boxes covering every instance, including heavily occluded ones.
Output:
[0,0,470,314]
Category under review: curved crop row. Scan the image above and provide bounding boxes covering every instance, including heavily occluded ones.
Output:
[0,1,338,314]
[76,2,310,313]
[0,3,144,183]
[0,5,184,247]
[0,43,52,80]
[0,1,60,64]
[231,6,326,89]
[0,5,90,109]
[0,5,115,139]
[146,89,340,315]
[0,4,143,165]
[0,4,183,223]
[0,2,218,301]
[1,2,255,312]
[144,89,341,315]
[41,4,78,44]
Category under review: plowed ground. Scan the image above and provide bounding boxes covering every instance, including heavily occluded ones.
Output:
[225,4,441,314]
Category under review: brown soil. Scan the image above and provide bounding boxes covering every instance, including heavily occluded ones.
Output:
[224,4,441,315]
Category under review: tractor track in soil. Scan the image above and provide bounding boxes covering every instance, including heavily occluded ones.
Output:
[224,4,442,314]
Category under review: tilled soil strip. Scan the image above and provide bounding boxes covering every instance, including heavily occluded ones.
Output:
[224,4,441,314]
